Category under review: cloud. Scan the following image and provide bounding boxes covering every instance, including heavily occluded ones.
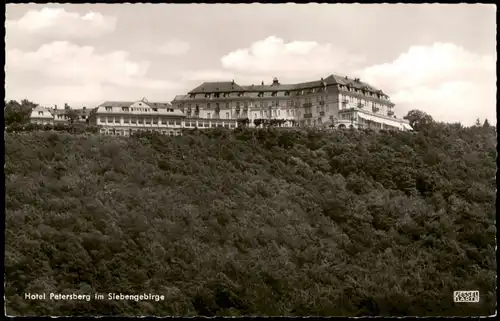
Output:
[359,43,496,125]
[5,41,182,106]
[158,39,190,55]
[180,70,236,82]
[220,36,365,78]
[6,7,117,41]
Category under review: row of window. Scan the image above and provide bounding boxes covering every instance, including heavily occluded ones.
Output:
[340,95,388,109]
[184,122,236,129]
[186,84,391,101]
[182,98,333,110]
[338,84,389,100]
[98,117,182,126]
[104,106,175,113]
[187,84,389,101]
[100,128,182,136]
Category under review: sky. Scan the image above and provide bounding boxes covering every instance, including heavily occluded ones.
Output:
[5,3,496,125]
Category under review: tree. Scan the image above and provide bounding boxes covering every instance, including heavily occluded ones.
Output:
[4,99,37,126]
[403,109,434,131]
[475,118,481,126]
[65,110,79,125]
[64,103,70,110]
[483,119,490,128]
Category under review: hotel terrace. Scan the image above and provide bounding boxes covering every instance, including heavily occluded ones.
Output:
[31,75,412,135]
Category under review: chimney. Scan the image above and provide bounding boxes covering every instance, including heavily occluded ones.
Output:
[272,77,279,86]
[261,81,264,85]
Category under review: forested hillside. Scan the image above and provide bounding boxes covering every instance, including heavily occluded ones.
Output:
[4,122,497,316]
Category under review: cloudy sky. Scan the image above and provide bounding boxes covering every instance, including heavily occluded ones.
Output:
[5,4,496,124]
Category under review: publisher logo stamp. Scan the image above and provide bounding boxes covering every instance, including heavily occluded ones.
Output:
[454,291,480,303]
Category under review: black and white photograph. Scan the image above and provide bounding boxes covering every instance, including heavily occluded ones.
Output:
[4,2,497,317]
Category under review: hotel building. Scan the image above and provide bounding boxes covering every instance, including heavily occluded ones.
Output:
[87,99,184,136]
[38,74,411,136]
[29,106,91,125]
[87,97,242,136]
[172,75,412,131]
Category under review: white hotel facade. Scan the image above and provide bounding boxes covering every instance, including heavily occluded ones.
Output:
[86,74,412,136]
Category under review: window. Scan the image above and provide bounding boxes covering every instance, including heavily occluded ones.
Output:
[138,118,144,124]
[226,103,229,109]
[107,117,112,123]
[226,112,230,119]
[124,118,130,124]
[277,110,280,116]
[38,111,43,115]
[273,110,276,116]
[162,119,167,125]
[131,118,137,124]
[258,92,264,97]
[105,106,112,111]
[153,118,158,125]
[236,102,240,109]
[272,92,277,97]
[175,121,181,126]
[254,113,257,118]
[260,111,263,117]
[287,110,290,116]
[115,118,120,124]
[285,91,290,96]
[122,107,129,112]
[208,103,211,108]
[244,102,248,109]
[145,118,151,124]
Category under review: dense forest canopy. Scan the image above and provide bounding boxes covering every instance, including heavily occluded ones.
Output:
[4,101,497,316]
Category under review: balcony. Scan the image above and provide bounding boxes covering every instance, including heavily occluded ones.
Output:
[303,102,312,108]
[319,111,325,116]
[303,113,312,118]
